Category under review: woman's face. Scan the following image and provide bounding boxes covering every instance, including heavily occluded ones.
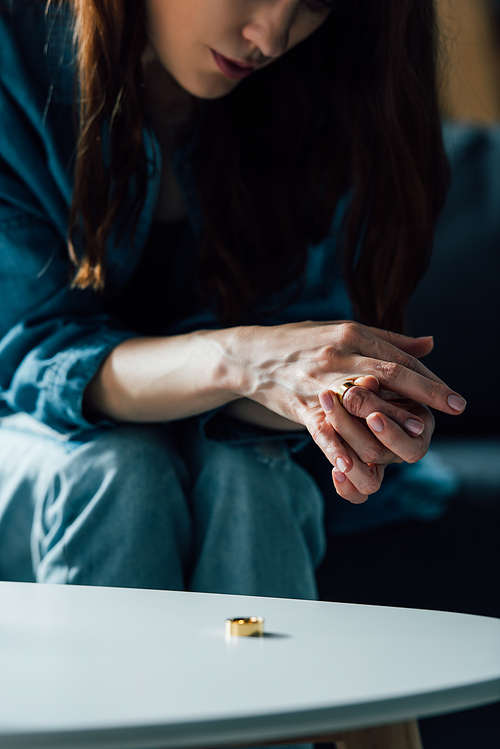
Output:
[144,0,333,99]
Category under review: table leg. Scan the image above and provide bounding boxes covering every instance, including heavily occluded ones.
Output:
[318,720,423,749]
[239,720,424,749]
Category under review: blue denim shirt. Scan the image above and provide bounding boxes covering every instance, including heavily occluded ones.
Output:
[0,0,352,434]
[1,0,461,534]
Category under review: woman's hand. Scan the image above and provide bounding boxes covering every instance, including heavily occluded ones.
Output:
[85,318,464,507]
[228,320,465,500]
[318,377,435,503]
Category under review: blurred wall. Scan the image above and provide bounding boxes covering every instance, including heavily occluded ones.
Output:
[407,1,500,435]
[437,0,500,122]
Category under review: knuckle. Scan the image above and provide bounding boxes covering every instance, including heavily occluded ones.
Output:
[377,360,402,382]
[343,387,368,416]
[427,381,444,404]
[354,467,382,495]
[386,329,401,345]
[309,424,326,446]
[406,445,426,464]
[338,321,360,347]
[393,351,419,372]
[358,445,385,465]
[313,345,334,366]
[308,417,329,441]
[308,421,335,455]
[358,476,381,495]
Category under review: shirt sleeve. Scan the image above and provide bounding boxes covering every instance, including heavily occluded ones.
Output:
[0,2,141,434]
[0,208,140,433]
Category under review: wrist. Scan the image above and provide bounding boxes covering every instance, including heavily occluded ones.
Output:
[210,324,259,399]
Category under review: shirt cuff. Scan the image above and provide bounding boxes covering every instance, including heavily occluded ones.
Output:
[41,329,140,433]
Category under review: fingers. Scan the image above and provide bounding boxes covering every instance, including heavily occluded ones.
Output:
[355,354,466,416]
[332,469,367,505]
[308,405,387,503]
[337,323,466,415]
[399,335,434,359]
[353,375,380,394]
[341,386,434,463]
[306,400,392,499]
[306,405,354,472]
[332,456,386,505]
[319,388,399,465]
[365,407,434,464]
[363,328,435,359]
[342,385,427,438]
[317,388,402,503]
[316,386,432,502]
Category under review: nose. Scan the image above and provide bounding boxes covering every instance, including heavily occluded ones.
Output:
[241,0,298,61]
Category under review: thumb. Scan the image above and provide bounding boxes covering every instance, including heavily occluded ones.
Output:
[353,375,380,394]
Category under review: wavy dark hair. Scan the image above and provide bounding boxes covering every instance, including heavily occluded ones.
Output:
[56,0,449,332]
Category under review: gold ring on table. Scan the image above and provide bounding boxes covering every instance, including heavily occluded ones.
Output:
[336,380,357,406]
[225,617,265,637]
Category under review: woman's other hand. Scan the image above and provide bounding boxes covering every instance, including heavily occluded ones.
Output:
[229,320,464,501]
[318,377,435,503]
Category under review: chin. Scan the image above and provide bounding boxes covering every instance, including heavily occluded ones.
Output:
[198,87,238,100]
[180,72,239,100]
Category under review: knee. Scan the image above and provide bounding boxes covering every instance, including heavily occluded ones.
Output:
[42,424,188,523]
[78,424,185,483]
[32,425,192,588]
[189,438,327,592]
[194,437,324,527]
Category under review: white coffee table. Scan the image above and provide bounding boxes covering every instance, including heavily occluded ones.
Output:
[0,581,499,749]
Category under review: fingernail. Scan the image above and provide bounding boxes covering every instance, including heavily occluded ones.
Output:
[405,418,424,436]
[319,391,334,413]
[417,335,434,341]
[367,414,384,432]
[447,395,467,412]
[333,470,346,483]
[336,457,348,473]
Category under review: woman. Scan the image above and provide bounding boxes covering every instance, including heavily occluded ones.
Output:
[0,0,465,594]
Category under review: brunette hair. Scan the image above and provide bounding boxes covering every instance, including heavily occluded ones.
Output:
[60,0,449,332]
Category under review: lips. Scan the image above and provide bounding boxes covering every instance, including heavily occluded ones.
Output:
[211,50,256,80]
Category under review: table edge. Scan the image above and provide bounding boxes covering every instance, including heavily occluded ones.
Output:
[1,677,499,749]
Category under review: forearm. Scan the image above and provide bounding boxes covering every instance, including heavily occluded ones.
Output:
[83,328,244,423]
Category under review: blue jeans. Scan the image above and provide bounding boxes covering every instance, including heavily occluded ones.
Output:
[0,413,326,598]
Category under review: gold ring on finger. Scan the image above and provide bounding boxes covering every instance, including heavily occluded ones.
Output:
[336,380,357,406]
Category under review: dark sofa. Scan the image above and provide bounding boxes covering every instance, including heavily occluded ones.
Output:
[314,121,500,749]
